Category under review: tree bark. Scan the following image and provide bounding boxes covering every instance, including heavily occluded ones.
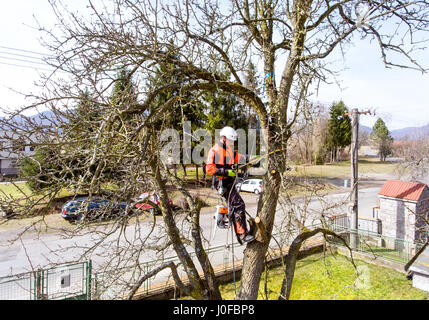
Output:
[127,262,189,300]
[236,159,282,299]
[279,228,352,300]
[168,169,222,299]
[236,0,313,299]
[151,158,207,299]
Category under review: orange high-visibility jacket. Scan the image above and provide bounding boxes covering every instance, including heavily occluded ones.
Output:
[206,142,243,179]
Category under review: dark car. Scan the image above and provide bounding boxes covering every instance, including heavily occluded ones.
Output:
[61,197,129,222]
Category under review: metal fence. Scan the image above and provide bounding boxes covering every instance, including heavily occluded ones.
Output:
[0,261,91,300]
[92,241,245,299]
[0,223,424,300]
[327,226,424,264]
[328,214,350,230]
[328,214,382,234]
[0,271,34,300]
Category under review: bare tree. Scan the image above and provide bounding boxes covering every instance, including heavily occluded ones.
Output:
[396,137,429,184]
[1,0,429,300]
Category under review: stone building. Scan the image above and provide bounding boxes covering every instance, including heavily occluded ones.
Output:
[378,180,429,243]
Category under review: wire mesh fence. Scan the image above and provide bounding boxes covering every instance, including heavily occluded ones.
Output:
[0,271,34,300]
[0,222,425,300]
[41,261,91,300]
[0,261,91,300]
[326,225,424,264]
[91,241,247,300]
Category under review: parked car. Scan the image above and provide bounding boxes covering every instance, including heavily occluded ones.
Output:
[134,192,173,215]
[61,197,129,222]
[236,179,263,194]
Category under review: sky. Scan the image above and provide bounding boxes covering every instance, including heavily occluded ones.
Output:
[0,1,429,131]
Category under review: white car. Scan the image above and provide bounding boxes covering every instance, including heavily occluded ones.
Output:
[236,179,263,194]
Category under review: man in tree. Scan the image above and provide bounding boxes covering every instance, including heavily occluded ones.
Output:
[371,117,393,161]
[5,0,429,300]
[206,126,255,244]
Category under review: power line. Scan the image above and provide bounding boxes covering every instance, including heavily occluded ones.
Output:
[0,55,50,67]
[0,51,46,61]
[0,61,61,73]
[0,45,50,57]
[312,99,428,129]
[0,44,56,72]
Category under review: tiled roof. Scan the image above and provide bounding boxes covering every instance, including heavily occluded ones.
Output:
[378,180,428,201]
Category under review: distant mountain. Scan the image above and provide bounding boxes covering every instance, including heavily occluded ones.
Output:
[360,125,372,134]
[359,123,429,140]
[0,110,63,129]
[2,109,428,141]
[390,124,429,140]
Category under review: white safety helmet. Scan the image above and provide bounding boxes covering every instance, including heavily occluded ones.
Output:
[219,126,238,141]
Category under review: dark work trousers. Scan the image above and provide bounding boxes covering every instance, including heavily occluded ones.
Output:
[220,178,247,235]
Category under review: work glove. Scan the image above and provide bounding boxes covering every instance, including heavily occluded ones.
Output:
[227,169,237,177]
[215,167,237,177]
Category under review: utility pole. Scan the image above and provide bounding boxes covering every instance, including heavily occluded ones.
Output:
[344,108,371,250]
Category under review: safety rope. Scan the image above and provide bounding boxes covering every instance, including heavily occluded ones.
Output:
[211,139,276,297]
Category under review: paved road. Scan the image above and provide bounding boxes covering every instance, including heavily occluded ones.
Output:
[0,183,385,299]
[0,185,382,277]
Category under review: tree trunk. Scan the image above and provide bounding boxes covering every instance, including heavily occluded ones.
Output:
[202,162,206,181]
[278,228,352,300]
[169,175,222,300]
[150,159,208,299]
[236,0,313,300]
[236,160,282,299]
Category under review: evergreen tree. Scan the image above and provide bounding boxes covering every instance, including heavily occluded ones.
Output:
[203,91,248,137]
[20,91,111,192]
[148,50,208,178]
[371,117,393,161]
[326,101,352,162]
[110,68,136,108]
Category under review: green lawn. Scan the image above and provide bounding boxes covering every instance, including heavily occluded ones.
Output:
[291,158,399,179]
[0,181,80,201]
[218,253,427,300]
[0,182,32,199]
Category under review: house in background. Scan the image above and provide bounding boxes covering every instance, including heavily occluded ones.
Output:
[0,131,35,176]
[378,180,429,246]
